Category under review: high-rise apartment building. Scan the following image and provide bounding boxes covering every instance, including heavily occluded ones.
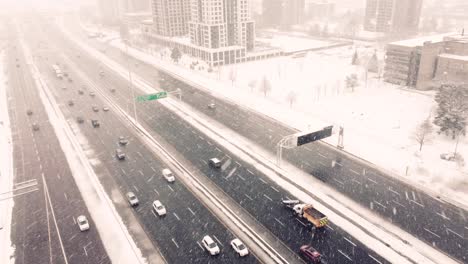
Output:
[262,0,305,29]
[364,0,422,33]
[189,0,255,51]
[151,0,190,36]
[97,0,121,25]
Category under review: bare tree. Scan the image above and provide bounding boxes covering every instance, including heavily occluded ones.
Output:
[248,80,257,92]
[413,119,434,151]
[259,76,272,97]
[229,67,237,87]
[345,74,359,92]
[286,90,297,108]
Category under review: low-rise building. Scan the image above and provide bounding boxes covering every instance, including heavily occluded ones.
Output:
[384,33,468,90]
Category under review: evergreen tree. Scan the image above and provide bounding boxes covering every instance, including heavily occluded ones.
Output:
[351,50,359,65]
[171,47,181,63]
[367,51,379,73]
[434,84,468,139]
[345,74,359,92]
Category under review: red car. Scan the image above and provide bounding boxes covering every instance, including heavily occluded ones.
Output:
[300,245,321,263]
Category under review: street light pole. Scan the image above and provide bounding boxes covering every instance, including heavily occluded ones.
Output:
[125,39,138,124]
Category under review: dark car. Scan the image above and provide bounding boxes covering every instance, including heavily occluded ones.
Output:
[300,245,321,263]
[78,90,84,95]
[90,92,95,97]
[68,100,74,106]
[91,119,100,128]
[77,116,84,123]
[26,109,33,116]
[32,123,40,131]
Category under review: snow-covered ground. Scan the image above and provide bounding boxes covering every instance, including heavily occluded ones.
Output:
[0,51,16,263]
[81,24,468,206]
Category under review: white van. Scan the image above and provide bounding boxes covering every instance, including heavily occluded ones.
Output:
[162,168,175,182]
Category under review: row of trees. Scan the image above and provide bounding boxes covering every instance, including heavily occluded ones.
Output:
[415,84,467,153]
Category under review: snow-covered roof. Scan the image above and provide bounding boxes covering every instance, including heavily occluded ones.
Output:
[390,33,457,48]
[438,53,468,61]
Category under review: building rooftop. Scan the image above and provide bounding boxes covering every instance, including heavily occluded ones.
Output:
[439,53,468,61]
[390,33,457,48]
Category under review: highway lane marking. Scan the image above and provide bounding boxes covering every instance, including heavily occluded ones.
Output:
[138,170,144,176]
[68,233,77,241]
[235,161,241,167]
[295,218,307,227]
[446,228,463,239]
[244,194,253,201]
[344,237,356,247]
[436,212,450,221]
[173,213,180,221]
[392,200,406,208]
[388,187,401,196]
[201,159,207,165]
[151,211,157,218]
[333,178,344,185]
[147,176,154,183]
[351,178,361,185]
[237,174,246,181]
[63,193,68,201]
[188,207,196,216]
[259,177,267,184]
[150,166,156,172]
[215,147,222,152]
[373,201,387,209]
[271,186,280,192]
[409,199,424,208]
[121,168,126,174]
[317,152,327,159]
[338,249,352,261]
[56,173,60,180]
[172,238,179,249]
[263,194,273,202]
[349,169,360,175]
[225,167,237,180]
[274,218,285,227]
[405,191,409,200]
[423,228,441,238]
[207,141,213,146]
[368,254,383,264]
[83,246,88,256]
[367,178,378,184]
[26,221,38,230]
[325,225,334,231]
[197,241,204,251]
[167,185,175,192]
[153,188,159,195]
[133,185,139,192]
[246,169,254,175]
[213,235,223,246]
[136,151,143,158]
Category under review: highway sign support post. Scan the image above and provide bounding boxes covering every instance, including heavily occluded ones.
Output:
[277,126,334,167]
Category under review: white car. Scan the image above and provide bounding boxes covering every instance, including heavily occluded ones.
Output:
[230,238,249,257]
[77,215,89,231]
[152,200,166,216]
[202,235,220,256]
[126,192,139,206]
[162,168,175,183]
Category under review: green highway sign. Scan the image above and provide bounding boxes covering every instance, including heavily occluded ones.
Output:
[137,91,168,102]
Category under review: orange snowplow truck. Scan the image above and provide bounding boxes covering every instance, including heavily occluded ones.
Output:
[283,200,328,228]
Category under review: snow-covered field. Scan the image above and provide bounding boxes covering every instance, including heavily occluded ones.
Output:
[0,51,15,263]
[84,23,468,207]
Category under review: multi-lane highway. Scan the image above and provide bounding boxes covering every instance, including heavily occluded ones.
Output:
[5,30,110,264]
[20,16,400,264]
[21,20,264,264]
[63,17,467,263]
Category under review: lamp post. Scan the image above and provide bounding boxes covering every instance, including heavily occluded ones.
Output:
[124,38,138,123]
